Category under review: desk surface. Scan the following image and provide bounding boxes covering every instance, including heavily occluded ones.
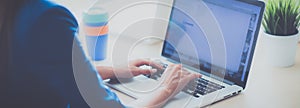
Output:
[93,33,300,108]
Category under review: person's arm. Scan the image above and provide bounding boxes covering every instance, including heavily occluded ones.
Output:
[96,66,114,80]
[96,59,163,80]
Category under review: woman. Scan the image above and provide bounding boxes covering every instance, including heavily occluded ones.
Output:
[0,0,200,108]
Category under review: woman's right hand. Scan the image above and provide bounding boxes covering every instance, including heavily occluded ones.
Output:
[128,64,201,108]
[159,64,201,99]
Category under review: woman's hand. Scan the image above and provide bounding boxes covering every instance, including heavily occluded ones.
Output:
[114,59,164,78]
[128,64,201,108]
[96,59,163,80]
[159,64,201,98]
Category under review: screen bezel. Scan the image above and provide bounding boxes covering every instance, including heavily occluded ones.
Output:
[161,0,265,89]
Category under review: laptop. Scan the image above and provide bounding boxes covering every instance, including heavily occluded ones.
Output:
[106,0,265,107]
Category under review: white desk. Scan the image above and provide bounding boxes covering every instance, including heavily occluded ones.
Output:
[93,32,300,108]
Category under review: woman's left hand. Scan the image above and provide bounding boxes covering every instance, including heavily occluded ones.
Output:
[97,59,164,79]
[113,59,164,79]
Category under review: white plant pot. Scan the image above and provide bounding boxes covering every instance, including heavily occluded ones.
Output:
[264,33,299,67]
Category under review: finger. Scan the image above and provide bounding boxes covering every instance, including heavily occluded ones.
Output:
[149,60,164,70]
[180,68,189,72]
[168,63,176,67]
[195,73,202,78]
[175,69,181,78]
[177,75,193,88]
[131,59,151,67]
[180,69,190,75]
[135,68,158,76]
[159,64,178,83]
[187,73,201,81]
[178,73,200,85]
[162,64,175,74]
[136,59,164,70]
[174,64,182,70]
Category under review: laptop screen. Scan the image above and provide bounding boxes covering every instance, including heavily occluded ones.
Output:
[162,0,264,88]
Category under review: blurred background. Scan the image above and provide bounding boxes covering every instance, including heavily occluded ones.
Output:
[52,0,172,40]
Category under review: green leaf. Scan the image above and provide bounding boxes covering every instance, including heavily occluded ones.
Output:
[263,0,300,35]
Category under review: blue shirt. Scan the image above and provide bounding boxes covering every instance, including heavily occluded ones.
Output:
[6,0,124,107]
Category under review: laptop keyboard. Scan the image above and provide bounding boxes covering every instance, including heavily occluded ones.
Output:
[143,63,225,97]
[184,78,225,97]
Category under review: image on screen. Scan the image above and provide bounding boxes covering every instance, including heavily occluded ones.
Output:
[162,0,261,84]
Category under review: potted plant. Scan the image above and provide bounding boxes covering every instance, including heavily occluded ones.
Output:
[263,0,300,67]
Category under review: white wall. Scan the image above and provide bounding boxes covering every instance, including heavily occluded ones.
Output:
[51,0,172,39]
[51,0,97,21]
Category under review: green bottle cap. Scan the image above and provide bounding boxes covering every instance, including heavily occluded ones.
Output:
[83,7,109,24]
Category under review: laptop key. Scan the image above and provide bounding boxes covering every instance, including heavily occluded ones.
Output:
[193,92,200,98]
[187,78,225,97]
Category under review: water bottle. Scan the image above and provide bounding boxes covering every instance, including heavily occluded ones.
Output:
[83,7,109,61]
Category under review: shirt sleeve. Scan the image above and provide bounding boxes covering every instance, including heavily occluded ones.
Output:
[26,5,124,108]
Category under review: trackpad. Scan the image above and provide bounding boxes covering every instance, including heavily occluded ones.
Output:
[106,75,160,98]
